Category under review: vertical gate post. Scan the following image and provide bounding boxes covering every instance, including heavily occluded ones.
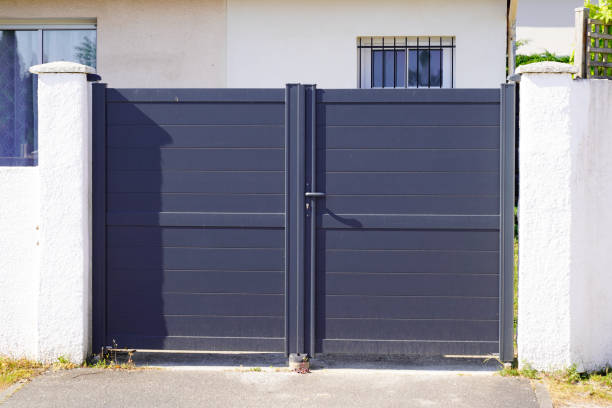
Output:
[285,84,306,357]
[29,61,96,363]
[92,83,107,352]
[499,83,516,362]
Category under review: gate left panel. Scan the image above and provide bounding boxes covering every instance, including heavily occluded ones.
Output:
[95,88,286,352]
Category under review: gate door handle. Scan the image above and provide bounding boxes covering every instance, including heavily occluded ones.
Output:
[305,192,326,198]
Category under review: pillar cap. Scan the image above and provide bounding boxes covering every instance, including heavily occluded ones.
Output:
[515,61,578,75]
[29,61,96,75]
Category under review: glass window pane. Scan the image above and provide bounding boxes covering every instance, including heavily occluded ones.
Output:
[408,50,417,87]
[0,30,40,166]
[442,47,453,88]
[418,50,430,87]
[372,50,383,88]
[359,47,372,88]
[395,50,406,87]
[43,30,96,68]
[383,50,394,88]
[430,50,442,87]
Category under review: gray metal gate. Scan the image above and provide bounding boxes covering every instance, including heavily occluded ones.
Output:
[93,84,515,361]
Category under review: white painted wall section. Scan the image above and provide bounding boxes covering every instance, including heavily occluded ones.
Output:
[515,0,581,55]
[0,62,93,364]
[517,62,612,372]
[0,167,40,360]
[227,0,507,88]
[34,67,93,363]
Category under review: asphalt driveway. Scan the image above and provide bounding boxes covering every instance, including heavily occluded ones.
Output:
[0,354,543,408]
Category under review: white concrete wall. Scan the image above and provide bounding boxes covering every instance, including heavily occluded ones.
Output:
[227,0,507,88]
[518,64,612,372]
[515,0,581,55]
[35,71,92,363]
[0,63,93,363]
[0,167,40,360]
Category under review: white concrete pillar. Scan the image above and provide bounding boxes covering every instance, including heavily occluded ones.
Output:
[29,62,95,363]
[516,62,612,372]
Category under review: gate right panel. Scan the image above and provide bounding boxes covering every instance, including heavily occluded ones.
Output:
[315,89,503,355]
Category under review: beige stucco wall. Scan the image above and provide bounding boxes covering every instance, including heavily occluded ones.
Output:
[0,0,226,87]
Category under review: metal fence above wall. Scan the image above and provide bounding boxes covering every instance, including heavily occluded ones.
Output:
[575,7,612,79]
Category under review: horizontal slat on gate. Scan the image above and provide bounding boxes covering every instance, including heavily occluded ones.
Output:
[318,214,499,230]
[107,103,284,126]
[108,193,285,213]
[320,126,500,149]
[107,88,285,103]
[324,319,498,341]
[320,230,499,251]
[317,103,500,126]
[321,249,499,274]
[107,227,283,248]
[108,148,284,171]
[107,125,284,148]
[109,335,284,352]
[108,270,283,294]
[325,296,499,320]
[107,212,284,228]
[321,149,498,172]
[326,273,498,297]
[320,340,498,355]
[107,247,284,271]
[107,293,283,316]
[325,173,499,195]
[317,89,500,104]
[108,316,284,337]
[323,195,499,215]
[106,193,284,213]
[107,171,283,194]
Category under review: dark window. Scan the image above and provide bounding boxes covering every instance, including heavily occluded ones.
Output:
[358,36,454,89]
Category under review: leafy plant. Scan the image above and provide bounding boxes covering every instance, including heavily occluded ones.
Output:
[585,0,612,23]
[516,52,571,67]
[583,1,612,77]
[565,364,586,383]
[521,363,540,379]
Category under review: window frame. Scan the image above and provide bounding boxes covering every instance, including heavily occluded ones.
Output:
[0,22,97,166]
[0,23,97,67]
[357,36,456,89]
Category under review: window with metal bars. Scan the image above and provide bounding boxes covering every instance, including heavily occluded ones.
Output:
[358,36,455,89]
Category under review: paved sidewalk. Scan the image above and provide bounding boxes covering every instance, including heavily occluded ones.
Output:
[1,356,541,408]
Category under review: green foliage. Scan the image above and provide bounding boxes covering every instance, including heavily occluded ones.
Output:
[499,362,540,379]
[584,1,612,77]
[565,364,584,383]
[521,364,540,379]
[516,52,571,67]
[585,0,612,23]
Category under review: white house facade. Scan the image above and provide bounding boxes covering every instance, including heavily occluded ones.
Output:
[1,0,509,90]
[515,0,582,56]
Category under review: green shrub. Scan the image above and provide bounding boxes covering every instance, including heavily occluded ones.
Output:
[516,52,571,68]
